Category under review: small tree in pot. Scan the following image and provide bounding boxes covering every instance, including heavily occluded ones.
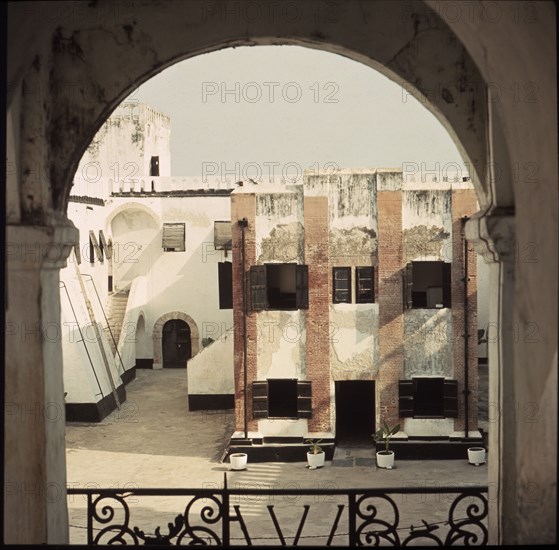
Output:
[305,439,325,468]
[374,421,400,469]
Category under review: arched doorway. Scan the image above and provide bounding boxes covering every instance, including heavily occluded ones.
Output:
[162,319,191,368]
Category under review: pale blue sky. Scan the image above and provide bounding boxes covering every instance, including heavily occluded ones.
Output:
[127,45,467,180]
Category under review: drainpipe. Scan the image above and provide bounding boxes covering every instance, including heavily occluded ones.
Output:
[238,218,249,440]
[462,216,470,439]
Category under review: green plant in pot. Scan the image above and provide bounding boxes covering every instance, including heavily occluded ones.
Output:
[305,438,325,468]
[374,421,400,469]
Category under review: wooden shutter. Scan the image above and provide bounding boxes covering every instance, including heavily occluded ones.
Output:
[333,267,351,303]
[162,223,185,251]
[218,261,233,309]
[399,380,415,417]
[442,262,452,308]
[252,381,268,419]
[297,381,312,418]
[356,266,374,303]
[98,230,111,260]
[443,379,459,418]
[250,265,268,311]
[295,264,309,309]
[404,262,414,309]
[89,230,103,262]
[214,221,232,250]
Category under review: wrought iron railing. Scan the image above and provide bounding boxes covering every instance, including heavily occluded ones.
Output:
[67,475,488,546]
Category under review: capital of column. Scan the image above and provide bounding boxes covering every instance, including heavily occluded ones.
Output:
[465,207,516,263]
[6,223,79,271]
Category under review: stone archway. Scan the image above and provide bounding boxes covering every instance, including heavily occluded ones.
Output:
[152,312,200,369]
[5,1,557,546]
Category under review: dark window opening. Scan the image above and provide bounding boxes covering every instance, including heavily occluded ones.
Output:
[250,264,308,311]
[356,266,375,303]
[268,379,298,418]
[333,267,351,303]
[162,223,185,252]
[405,261,451,309]
[414,378,444,417]
[218,261,233,309]
[267,264,296,309]
[150,156,160,177]
[399,378,458,418]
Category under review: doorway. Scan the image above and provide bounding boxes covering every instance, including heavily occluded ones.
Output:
[162,319,191,368]
[335,381,375,445]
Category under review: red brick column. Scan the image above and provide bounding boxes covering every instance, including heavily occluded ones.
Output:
[304,196,331,432]
[377,191,404,427]
[451,189,478,433]
[231,193,258,434]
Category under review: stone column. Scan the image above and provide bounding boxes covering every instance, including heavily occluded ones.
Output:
[465,210,515,546]
[4,223,78,544]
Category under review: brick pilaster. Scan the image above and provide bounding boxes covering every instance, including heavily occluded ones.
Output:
[377,191,404,428]
[304,196,331,431]
[451,189,478,433]
[231,193,258,434]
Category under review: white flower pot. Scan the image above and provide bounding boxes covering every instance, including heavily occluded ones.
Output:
[376,450,395,469]
[307,451,325,468]
[468,447,486,466]
[229,453,248,470]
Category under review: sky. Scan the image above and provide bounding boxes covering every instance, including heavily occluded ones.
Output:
[126,45,467,181]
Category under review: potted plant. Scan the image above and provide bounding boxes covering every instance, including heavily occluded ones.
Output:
[306,439,325,468]
[467,446,486,466]
[229,452,248,470]
[374,421,400,469]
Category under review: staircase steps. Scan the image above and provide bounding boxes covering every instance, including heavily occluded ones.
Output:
[103,290,130,356]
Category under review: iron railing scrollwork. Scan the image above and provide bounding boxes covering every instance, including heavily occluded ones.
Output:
[68,476,488,546]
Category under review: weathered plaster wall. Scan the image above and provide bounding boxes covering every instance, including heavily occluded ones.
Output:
[403,309,453,379]
[403,190,452,263]
[187,331,234,396]
[330,304,379,380]
[255,186,304,264]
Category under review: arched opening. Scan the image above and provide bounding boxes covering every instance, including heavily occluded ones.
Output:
[5,2,556,545]
[162,319,191,368]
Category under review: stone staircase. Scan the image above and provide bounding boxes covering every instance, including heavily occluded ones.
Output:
[104,290,130,356]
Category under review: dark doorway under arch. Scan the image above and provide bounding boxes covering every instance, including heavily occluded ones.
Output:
[162,319,191,368]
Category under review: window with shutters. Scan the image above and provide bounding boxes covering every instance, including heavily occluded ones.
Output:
[356,266,375,303]
[398,378,458,418]
[250,264,308,311]
[89,230,103,264]
[218,261,233,309]
[404,261,451,309]
[214,221,232,251]
[333,267,351,303]
[98,230,111,260]
[252,380,312,419]
[162,223,185,252]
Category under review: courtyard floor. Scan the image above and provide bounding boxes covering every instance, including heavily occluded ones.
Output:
[65,369,489,545]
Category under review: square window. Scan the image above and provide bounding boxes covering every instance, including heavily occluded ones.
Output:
[356,266,374,303]
[162,223,185,252]
[414,378,445,417]
[268,379,298,418]
[333,267,351,303]
[405,261,451,309]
